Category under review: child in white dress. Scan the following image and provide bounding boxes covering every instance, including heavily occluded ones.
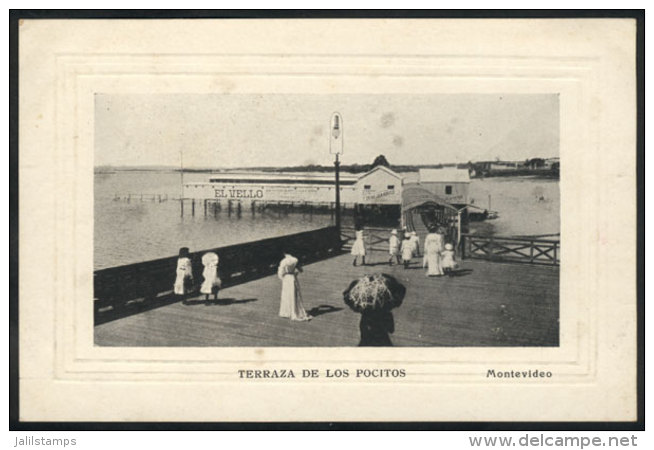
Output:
[351,227,367,266]
[400,234,413,269]
[200,252,222,301]
[173,247,193,297]
[441,243,458,276]
[410,231,421,257]
[388,229,401,265]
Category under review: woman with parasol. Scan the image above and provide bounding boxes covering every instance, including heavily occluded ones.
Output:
[343,273,406,346]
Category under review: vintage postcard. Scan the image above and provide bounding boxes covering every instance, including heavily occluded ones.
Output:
[16,17,639,423]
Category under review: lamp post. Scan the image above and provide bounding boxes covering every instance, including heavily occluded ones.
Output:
[330,112,343,230]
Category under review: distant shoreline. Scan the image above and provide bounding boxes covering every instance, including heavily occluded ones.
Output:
[95,165,559,180]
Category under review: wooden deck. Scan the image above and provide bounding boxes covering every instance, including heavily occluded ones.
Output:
[94,250,559,347]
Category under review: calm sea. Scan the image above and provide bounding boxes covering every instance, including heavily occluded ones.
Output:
[94,171,559,269]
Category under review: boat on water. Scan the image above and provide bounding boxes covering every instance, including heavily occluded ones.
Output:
[468,207,499,222]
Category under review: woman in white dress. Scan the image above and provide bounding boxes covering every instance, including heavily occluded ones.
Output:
[173,247,194,296]
[351,227,367,266]
[278,253,312,321]
[200,252,222,301]
[423,227,445,277]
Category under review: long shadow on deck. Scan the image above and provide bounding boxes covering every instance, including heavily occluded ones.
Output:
[95,248,350,326]
[308,304,343,317]
[183,297,258,306]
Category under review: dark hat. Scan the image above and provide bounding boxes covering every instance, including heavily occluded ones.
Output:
[178,247,190,258]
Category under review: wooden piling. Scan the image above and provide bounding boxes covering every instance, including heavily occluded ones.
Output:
[228,200,232,216]
[180,198,184,217]
[204,199,207,216]
[191,199,195,216]
[214,201,218,218]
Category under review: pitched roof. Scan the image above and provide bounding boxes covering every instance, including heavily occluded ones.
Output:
[358,165,403,181]
[401,186,458,211]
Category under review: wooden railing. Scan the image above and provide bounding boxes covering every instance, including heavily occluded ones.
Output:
[340,226,394,252]
[94,226,343,325]
[461,234,559,266]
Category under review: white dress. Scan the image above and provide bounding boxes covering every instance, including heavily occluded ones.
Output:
[388,235,400,256]
[278,255,311,321]
[410,235,420,256]
[350,230,366,256]
[424,233,445,276]
[400,239,413,262]
[173,257,193,294]
[200,252,222,294]
[441,249,457,270]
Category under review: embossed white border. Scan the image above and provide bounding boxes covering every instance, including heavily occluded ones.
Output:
[19,19,636,422]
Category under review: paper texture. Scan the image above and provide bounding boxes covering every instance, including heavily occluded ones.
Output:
[18,18,637,422]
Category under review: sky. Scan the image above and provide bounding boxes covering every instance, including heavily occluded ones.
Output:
[94,94,559,168]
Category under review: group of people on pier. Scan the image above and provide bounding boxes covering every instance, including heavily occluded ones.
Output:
[172,246,312,321]
[173,247,222,304]
[351,226,458,276]
[172,224,458,344]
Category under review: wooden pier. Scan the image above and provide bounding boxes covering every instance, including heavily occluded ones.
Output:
[95,246,559,347]
[176,198,361,218]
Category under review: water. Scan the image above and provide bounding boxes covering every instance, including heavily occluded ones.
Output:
[94,171,334,269]
[94,171,559,269]
[467,176,560,237]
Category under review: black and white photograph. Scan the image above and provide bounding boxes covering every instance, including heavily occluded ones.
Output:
[93,94,560,347]
[12,14,641,426]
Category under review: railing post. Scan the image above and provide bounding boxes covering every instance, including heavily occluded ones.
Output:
[530,240,534,263]
[553,242,558,266]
